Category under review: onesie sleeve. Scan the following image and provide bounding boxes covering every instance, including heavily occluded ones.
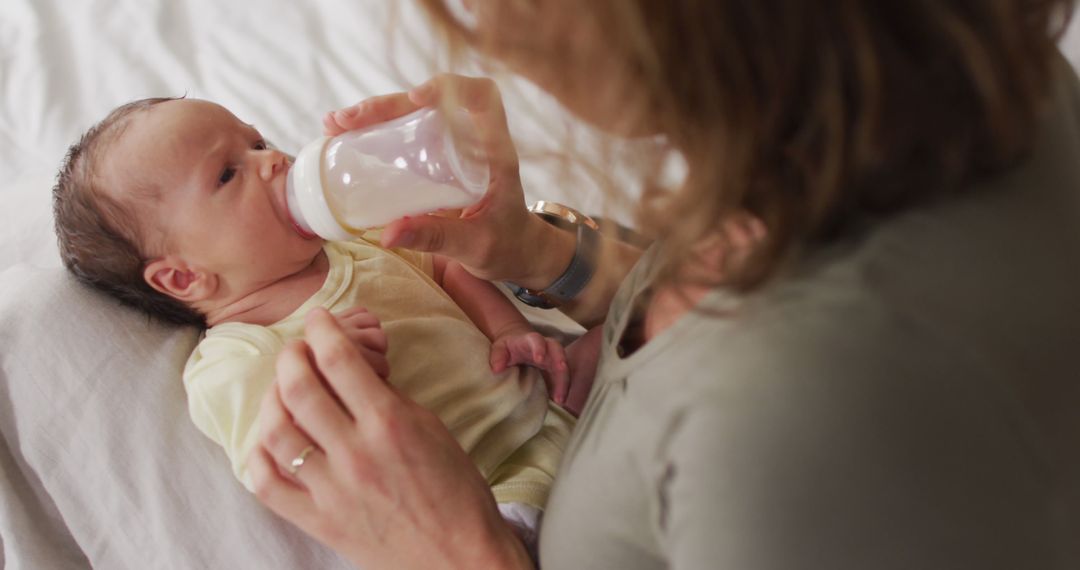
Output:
[182,326,285,490]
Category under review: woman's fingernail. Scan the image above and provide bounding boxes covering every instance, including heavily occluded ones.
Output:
[409,84,432,101]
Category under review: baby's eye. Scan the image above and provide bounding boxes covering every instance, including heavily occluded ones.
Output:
[219,166,236,186]
[253,140,267,151]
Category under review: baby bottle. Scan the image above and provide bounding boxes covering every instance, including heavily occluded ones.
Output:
[286,107,489,240]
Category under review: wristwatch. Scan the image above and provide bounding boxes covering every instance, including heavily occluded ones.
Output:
[506,201,601,309]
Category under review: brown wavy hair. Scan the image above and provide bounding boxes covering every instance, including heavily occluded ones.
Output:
[417,0,1074,290]
[53,97,205,327]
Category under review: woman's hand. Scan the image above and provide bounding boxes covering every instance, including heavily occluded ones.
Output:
[248,308,533,570]
[324,74,575,289]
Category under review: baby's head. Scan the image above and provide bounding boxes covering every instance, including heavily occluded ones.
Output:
[53,97,323,327]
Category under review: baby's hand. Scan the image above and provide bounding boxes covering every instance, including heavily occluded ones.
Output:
[333,307,390,380]
[490,327,570,405]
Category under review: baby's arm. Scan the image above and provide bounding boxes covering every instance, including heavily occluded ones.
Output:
[433,255,572,404]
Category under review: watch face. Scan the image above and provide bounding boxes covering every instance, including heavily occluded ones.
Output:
[530,201,599,230]
[536,213,578,231]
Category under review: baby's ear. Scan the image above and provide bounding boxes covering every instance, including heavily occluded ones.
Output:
[143,256,216,303]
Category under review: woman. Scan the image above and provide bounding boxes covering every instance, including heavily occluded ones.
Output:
[249,1,1080,568]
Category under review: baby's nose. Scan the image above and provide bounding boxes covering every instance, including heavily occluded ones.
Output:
[258,151,288,181]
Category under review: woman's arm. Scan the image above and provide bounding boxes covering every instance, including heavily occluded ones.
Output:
[249,308,535,570]
[555,230,642,328]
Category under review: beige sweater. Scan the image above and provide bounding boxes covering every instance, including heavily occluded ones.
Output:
[540,56,1080,569]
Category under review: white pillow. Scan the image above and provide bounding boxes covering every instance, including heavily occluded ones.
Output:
[0,265,354,569]
[1,172,61,272]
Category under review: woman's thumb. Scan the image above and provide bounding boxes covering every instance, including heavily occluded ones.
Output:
[381,215,468,258]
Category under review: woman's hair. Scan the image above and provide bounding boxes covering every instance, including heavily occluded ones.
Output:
[418,0,1075,290]
[53,97,206,327]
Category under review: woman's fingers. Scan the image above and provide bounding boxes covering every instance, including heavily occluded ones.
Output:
[380,209,494,265]
[322,111,345,136]
[257,383,316,485]
[275,339,356,449]
[254,376,335,499]
[409,74,518,170]
[248,445,319,522]
[323,93,421,135]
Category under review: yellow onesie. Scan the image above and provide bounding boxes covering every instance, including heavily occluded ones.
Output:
[183,238,574,509]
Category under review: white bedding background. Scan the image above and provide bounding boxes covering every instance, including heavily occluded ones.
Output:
[3,2,1080,273]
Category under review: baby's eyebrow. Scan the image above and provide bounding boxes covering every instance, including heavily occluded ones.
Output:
[243,122,264,137]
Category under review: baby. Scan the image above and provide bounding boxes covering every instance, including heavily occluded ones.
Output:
[52,96,596,542]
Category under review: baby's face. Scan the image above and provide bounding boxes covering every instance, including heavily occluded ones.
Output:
[99,99,323,297]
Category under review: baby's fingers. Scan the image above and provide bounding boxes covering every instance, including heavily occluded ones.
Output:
[544,339,570,404]
[489,342,511,373]
[338,309,380,330]
[335,308,387,353]
[357,346,391,380]
[525,333,547,363]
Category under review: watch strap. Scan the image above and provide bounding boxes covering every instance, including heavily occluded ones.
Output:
[508,222,600,309]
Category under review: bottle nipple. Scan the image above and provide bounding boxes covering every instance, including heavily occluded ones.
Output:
[285,167,318,240]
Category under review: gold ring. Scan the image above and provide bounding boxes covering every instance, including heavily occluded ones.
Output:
[288,445,317,476]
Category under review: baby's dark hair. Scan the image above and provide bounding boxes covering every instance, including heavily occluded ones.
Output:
[52,97,206,327]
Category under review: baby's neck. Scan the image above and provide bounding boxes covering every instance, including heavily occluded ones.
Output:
[204,249,330,328]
